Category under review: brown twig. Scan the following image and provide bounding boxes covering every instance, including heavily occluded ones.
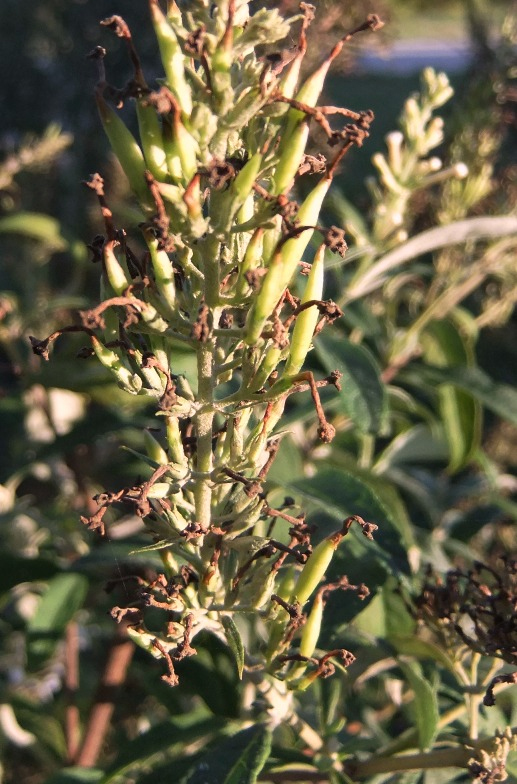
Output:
[74,625,134,767]
[65,621,81,764]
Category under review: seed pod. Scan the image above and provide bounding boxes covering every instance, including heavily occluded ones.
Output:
[285,589,324,683]
[173,114,199,184]
[214,153,263,232]
[145,232,176,313]
[245,176,330,345]
[103,239,131,296]
[282,243,325,377]
[144,429,169,465]
[271,118,310,195]
[236,228,263,298]
[250,345,283,392]
[291,528,345,606]
[229,152,263,214]
[149,0,192,116]
[166,415,188,467]
[238,562,277,610]
[136,100,168,181]
[95,90,151,209]
[299,590,324,659]
[91,336,142,394]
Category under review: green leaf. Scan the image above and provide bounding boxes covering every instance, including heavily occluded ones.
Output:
[390,636,456,675]
[27,573,88,670]
[183,725,272,784]
[315,332,388,434]
[0,553,60,594]
[222,616,245,680]
[421,320,481,471]
[223,725,273,784]
[345,215,517,301]
[399,661,439,751]
[0,212,87,263]
[102,713,224,783]
[407,364,517,427]
[287,468,408,573]
[374,424,449,473]
[44,769,104,784]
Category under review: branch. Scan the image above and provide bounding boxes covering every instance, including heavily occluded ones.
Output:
[74,625,134,767]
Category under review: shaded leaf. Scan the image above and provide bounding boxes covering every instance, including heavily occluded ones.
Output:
[0,553,60,594]
[315,332,388,434]
[421,320,481,471]
[399,661,439,751]
[27,573,88,670]
[102,713,224,783]
[404,364,517,426]
[183,725,272,784]
[222,616,245,680]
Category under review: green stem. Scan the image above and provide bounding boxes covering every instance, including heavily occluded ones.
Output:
[347,727,517,779]
[468,652,482,741]
[194,342,215,531]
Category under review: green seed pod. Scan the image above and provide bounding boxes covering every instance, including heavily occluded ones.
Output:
[238,561,277,610]
[245,176,330,345]
[103,240,131,296]
[285,589,324,683]
[250,345,283,392]
[291,528,344,606]
[136,100,168,181]
[162,118,183,182]
[166,415,188,467]
[149,0,192,116]
[100,276,120,344]
[236,228,263,298]
[91,336,142,394]
[172,114,199,184]
[144,429,169,465]
[145,232,176,314]
[282,243,325,377]
[95,90,152,209]
[271,118,309,195]
[299,590,324,659]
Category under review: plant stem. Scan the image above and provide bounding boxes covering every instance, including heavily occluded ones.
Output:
[193,341,215,531]
[468,652,482,741]
[64,621,81,763]
[75,626,134,767]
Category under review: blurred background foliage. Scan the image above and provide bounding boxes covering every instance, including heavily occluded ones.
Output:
[1,1,517,783]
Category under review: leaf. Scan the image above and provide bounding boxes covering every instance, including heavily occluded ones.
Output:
[223,725,273,784]
[183,725,272,784]
[44,769,104,784]
[374,424,449,474]
[406,364,517,427]
[27,573,88,670]
[287,468,408,573]
[102,713,224,783]
[421,320,481,471]
[0,553,60,594]
[0,212,87,263]
[315,332,388,434]
[399,661,439,751]
[345,215,517,301]
[390,636,456,675]
[222,616,245,680]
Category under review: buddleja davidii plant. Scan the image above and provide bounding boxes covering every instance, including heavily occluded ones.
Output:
[30,0,383,693]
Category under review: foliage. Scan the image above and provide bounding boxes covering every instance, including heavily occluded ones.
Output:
[1,2,517,784]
